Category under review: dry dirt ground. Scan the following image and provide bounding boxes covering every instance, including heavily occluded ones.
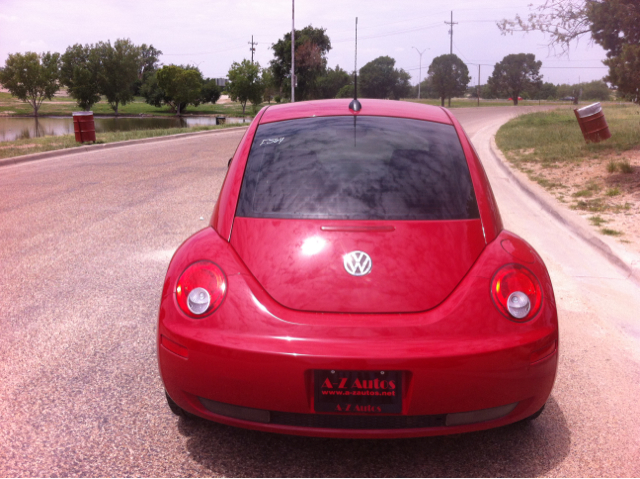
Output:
[521,149,640,256]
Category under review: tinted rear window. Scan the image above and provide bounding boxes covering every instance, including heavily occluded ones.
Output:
[236,116,479,220]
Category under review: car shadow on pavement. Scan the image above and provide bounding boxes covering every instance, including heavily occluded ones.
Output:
[178,395,569,477]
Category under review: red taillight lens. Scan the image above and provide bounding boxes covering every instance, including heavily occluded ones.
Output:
[176,261,227,318]
[491,264,542,322]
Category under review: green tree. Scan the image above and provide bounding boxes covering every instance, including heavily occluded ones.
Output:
[271,26,331,100]
[427,54,470,106]
[138,44,162,81]
[590,0,639,101]
[336,84,354,99]
[201,78,222,104]
[359,56,411,100]
[317,65,351,99]
[487,53,542,105]
[60,43,101,110]
[415,77,439,99]
[227,60,263,115]
[0,51,60,117]
[538,82,558,100]
[261,67,277,103]
[134,43,162,95]
[556,83,582,103]
[392,69,412,100]
[139,72,165,107]
[581,80,611,101]
[498,0,639,102]
[96,39,140,115]
[156,65,203,115]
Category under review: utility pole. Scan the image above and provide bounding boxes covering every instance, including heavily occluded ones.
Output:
[412,47,428,99]
[477,64,480,107]
[291,0,295,102]
[248,35,258,64]
[444,11,458,55]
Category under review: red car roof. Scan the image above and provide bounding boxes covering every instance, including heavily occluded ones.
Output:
[259,99,453,125]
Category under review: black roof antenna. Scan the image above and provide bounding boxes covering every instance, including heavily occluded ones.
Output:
[349,17,361,112]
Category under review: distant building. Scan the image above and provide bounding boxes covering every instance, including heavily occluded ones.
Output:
[215,78,227,87]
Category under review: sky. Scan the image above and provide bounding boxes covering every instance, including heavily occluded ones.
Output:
[0,0,609,87]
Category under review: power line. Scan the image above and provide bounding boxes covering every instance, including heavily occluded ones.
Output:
[332,22,441,43]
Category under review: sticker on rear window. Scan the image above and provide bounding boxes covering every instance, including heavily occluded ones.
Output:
[260,137,285,146]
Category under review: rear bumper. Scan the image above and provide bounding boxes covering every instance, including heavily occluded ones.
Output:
[159,326,557,438]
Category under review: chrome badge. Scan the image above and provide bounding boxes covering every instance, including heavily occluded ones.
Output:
[343,251,372,276]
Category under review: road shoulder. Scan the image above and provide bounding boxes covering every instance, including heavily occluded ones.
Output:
[490,136,640,286]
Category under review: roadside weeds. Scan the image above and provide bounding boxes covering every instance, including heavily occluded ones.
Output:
[496,104,640,258]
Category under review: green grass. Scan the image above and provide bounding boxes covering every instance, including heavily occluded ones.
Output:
[496,104,640,167]
[601,228,623,236]
[0,123,243,160]
[403,98,579,108]
[606,187,622,196]
[531,175,563,189]
[573,198,606,212]
[0,93,259,118]
[573,181,601,197]
[618,159,634,174]
[589,215,607,226]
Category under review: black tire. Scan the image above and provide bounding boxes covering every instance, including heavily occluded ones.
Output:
[523,404,545,421]
[165,391,197,420]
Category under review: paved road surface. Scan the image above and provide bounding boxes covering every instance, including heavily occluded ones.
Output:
[1,107,639,476]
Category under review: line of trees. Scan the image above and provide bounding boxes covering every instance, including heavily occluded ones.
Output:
[0,39,164,116]
[0,39,225,117]
[467,79,612,103]
[269,26,412,102]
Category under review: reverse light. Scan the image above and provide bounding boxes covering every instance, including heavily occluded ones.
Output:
[491,264,542,322]
[176,261,227,318]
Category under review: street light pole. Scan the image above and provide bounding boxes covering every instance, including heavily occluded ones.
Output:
[291,0,295,102]
[412,47,427,99]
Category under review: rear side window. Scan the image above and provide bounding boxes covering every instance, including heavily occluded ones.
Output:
[236,116,479,220]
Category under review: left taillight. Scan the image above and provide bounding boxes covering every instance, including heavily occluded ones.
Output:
[176,260,227,318]
[491,263,543,322]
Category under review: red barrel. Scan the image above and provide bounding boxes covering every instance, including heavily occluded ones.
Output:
[72,111,96,143]
[574,102,611,143]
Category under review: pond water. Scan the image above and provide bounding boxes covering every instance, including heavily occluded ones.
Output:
[0,116,248,142]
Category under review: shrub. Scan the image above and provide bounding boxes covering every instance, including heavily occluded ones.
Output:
[619,160,633,174]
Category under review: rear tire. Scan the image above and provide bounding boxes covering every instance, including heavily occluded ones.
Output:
[165,391,197,420]
[523,404,545,421]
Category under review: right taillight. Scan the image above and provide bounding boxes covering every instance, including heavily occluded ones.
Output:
[491,264,542,322]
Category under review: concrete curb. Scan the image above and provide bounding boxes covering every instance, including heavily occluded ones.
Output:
[0,125,249,169]
[489,137,640,286]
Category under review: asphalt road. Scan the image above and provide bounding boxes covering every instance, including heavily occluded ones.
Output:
[1,107,639,477]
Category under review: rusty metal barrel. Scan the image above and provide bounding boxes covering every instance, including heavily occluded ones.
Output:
[574,102,611,143]
[72,111,96,143]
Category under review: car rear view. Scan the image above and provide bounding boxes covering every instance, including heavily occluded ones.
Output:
[157,99,558,438]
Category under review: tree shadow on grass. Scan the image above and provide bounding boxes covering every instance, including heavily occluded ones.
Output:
[177,395,570,477]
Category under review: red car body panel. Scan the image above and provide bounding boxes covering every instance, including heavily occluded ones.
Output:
[160,99,558,438]
[230,218,485,313]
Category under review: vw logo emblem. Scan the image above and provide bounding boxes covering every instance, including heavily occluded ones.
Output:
[343,251,372,276]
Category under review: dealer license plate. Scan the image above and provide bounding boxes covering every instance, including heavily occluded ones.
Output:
[314,370,402,413]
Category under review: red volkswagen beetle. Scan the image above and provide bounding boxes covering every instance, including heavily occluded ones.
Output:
[157,99,558,438]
